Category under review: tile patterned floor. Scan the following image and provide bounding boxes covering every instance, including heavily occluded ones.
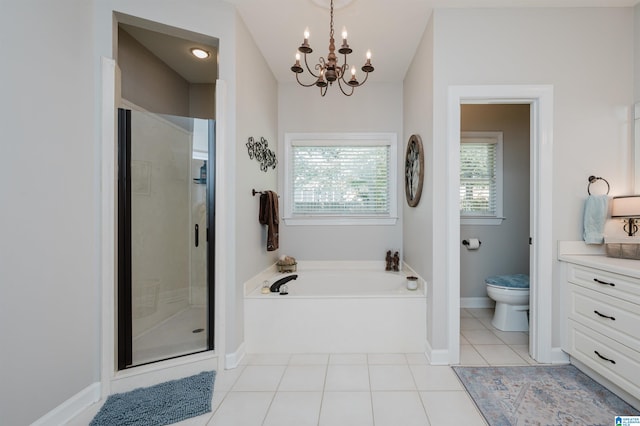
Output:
[67,308,535,425]
[460,308,537,366]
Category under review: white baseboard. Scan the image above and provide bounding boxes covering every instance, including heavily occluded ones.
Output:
[425,339,450,365]
[225,342,245,369]
[549,347,570,364]
[31,382,100,426]
[460,297,495,309]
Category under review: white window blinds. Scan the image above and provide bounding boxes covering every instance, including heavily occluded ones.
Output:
[291,145,390,215]
[460,133,502,218]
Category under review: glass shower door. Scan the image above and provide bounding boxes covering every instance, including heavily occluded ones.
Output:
[118,108,214,369]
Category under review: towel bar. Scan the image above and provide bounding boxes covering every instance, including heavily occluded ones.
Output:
[252,189,279,197]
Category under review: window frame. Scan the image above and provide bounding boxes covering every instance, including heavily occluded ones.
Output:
[460,131,504,226]
[283,132,398,226]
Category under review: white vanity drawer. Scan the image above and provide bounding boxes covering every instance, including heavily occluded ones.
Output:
[567,320,640,400]
[568,264,640,304]
[568,283,640,352]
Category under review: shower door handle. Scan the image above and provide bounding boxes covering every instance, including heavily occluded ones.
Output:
[195,224,199,247]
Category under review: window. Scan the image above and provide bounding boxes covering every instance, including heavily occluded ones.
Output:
[284,133,397,225]
[460,131,504,225]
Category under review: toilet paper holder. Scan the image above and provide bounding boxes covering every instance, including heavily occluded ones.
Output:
[462,239,482,247]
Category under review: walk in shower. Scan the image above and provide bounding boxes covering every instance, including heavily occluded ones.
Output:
[118,107,215,369]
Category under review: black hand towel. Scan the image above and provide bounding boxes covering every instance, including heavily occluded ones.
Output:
[259,191,279,251]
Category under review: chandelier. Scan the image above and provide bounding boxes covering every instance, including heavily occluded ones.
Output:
[290,0,374,96]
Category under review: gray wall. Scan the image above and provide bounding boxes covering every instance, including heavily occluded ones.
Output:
[277,82,403,261]
[118,27,216,119]
[403,16,435,344]
[459,104,530,300]
[118,27,191,116]
[432,7,633,352]
[0,1,97,424]
[232,12,279,353]
[636,4,640,103]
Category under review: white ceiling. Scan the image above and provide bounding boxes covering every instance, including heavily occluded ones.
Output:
[228,0,638,83]
[121,0,637,85]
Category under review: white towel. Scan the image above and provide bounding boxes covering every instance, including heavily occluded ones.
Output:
[583,195,609,245]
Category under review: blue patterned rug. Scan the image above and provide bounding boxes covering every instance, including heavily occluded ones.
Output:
[453,365,639,425]
[90,371,216,426]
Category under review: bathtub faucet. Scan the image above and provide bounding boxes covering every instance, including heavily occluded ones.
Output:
[270,274,298,292]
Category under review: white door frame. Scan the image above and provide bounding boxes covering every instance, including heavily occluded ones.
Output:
[446,85,561,364]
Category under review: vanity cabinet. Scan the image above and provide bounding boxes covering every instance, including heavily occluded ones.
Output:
[561,257,640,401]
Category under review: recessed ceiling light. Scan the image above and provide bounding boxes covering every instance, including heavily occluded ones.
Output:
[190,48,210,59]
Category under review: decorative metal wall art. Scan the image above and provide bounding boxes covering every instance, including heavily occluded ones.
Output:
[246,136,277,172]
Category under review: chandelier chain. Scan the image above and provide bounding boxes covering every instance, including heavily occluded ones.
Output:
[329,0,334,40]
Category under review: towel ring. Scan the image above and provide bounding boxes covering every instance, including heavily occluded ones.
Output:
[587,176,610,195]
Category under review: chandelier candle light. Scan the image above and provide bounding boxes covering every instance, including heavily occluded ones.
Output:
[291,0,374,96]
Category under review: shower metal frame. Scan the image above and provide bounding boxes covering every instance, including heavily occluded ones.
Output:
[117,108,216,370]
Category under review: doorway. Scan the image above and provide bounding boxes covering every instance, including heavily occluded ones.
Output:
[459,104,532,364]
[115,17,219,369]
[446,85,561,365]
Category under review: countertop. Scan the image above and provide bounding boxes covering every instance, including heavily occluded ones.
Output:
[558,254,640,278]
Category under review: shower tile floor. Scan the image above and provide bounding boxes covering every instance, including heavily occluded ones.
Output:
[67,308,537,425]
[133,306,208,365]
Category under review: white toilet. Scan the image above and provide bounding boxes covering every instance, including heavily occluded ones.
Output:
[485,274,530,332]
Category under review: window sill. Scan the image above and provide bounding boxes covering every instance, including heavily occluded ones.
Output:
[461,217,505,226]
[284,216,398,226]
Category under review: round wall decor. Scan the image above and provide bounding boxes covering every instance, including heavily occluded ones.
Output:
[405,134,424,207]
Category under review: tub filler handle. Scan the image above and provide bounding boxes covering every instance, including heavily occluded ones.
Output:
[270,274,298,293]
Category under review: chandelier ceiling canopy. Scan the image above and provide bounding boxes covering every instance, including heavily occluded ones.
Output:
[290,0,374,97]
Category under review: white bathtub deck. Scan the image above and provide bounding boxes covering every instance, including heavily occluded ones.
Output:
[244,262,427,354]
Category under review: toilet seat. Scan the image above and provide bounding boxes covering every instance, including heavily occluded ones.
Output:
[485,274,529,289]
[485,274,530,332]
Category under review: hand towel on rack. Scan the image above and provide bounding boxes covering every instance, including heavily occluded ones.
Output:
[259,190,279,251]
[583,195,608,245]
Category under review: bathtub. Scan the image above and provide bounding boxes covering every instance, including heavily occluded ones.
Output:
[244,262,427,354]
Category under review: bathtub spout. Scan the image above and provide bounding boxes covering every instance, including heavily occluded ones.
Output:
[270,275,298,292]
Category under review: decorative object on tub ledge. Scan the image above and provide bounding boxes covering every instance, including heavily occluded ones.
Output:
[406,276,418,290]
[258,190,279,251]
[583,176,610,245]
[587,175,610,195]
[246,136,277,172]
[611,195,640,237]
[385,250,400,271]
[277,255,297,272]
[405,134,424,207]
